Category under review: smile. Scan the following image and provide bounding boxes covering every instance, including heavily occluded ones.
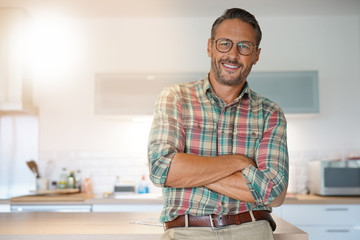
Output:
[223,63,240,69]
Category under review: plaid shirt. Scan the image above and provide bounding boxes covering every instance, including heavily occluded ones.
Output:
[148,75,289,223]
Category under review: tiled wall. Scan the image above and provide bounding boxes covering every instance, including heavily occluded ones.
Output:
[38,149,360,196]
[38,150,161,195]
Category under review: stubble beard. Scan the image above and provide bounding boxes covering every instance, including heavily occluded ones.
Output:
[211,55,254,87]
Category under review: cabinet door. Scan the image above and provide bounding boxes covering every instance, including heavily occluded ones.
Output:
[281,204,360,225]
[10,204,92,212]
[0,204,10,212]
[92,204,163,212]
[248,71,319,114]
[94,72,205,116]
[299,225,360,240]
[0,9,24,108]
[0,9,36,113]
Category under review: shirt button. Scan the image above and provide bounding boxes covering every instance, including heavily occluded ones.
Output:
[221,201,225,205]
[251,131,257,137]
[221,130,225,135]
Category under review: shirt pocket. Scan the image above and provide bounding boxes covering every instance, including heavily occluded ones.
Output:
[233,126,262,160]
[182,119,217,156]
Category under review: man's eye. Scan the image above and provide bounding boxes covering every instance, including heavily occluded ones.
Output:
[239,43,250,49]
[220,41,230,46]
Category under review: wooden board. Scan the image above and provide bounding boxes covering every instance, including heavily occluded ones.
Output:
[30,189,80,195]
[10,193,88,202]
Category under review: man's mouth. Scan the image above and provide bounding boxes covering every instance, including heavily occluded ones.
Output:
[222,62,240,70]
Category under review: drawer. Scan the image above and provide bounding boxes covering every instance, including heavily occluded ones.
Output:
[92,204,163,212]
[280,204,360,225]
[0,204,10,212]
[10,204,93,212]
[299,225,360,240]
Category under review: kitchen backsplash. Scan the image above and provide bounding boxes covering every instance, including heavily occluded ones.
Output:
[38,150,161,195]
[37,148,360,196]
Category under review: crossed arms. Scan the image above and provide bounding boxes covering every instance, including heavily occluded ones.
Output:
[165,153,257,202]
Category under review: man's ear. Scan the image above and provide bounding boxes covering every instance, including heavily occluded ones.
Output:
[207,38,212,58]
[253,48,261,65]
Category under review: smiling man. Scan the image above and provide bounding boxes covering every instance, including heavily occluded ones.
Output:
[148,8,289,240]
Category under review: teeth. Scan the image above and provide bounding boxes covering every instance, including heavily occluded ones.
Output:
[223,63,239,69]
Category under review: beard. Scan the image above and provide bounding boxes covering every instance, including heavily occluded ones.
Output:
[211,55,254,87]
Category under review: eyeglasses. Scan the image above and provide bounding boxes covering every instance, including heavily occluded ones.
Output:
[214,38,257,56]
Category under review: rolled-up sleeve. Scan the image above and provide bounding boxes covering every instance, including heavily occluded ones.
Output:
[148,88,184,187]
[241,108,289,206]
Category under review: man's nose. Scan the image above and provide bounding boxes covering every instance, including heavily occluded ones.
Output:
[227,44,240,59]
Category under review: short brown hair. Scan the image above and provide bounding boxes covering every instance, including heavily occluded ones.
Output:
[211,8,262,46]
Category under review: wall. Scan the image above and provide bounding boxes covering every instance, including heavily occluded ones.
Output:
[32,15,360,194]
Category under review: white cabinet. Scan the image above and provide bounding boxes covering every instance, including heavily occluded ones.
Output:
[10,204,92,212]
[92,204,163,212]
[94,72,205,116]
[0,8,37,114]
[0,203,10,212]
[272,204,360,240]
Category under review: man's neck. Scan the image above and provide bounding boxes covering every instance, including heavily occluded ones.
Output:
[208,75,246,104]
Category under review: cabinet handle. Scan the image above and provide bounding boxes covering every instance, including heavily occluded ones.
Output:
[326,229,350,233]
[325,208,348,211]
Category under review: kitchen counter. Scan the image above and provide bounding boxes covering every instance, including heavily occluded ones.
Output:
[8,193,360,205]
[0,212,307,240]
[283,194,360,204]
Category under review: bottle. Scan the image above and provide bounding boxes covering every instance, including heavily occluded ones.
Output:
[75,170,82,191]
[82,175,93,195]
[67,170,76,189]
[58,168,68,189]
[137,175,149,194]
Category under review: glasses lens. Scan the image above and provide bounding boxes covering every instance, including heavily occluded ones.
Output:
[216,39,232,53]
[237,41,254,55]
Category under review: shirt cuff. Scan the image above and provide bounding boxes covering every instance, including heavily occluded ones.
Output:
[241,165,274,206]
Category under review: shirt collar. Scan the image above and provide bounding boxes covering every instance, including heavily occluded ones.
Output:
[203,74,253,104]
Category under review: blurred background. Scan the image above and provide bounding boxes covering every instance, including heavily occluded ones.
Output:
[0,0,359,198]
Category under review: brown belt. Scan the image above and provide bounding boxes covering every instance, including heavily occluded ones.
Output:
[164,210,276,231]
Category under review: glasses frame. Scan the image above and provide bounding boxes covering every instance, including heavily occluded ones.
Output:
[214,38,257,56]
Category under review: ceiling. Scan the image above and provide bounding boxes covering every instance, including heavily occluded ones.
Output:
[0,0,360,18]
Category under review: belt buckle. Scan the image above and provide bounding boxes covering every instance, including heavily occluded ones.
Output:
[209,215,227,230]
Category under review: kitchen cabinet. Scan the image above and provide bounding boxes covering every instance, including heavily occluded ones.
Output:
[272,204,360,240]
[95,71,318,116]
[248,71,319,114]
[0,8,37,114]
[10,204,92,212]
[94,72,206,116]
[0,203,10,212]
[92,203,163,212]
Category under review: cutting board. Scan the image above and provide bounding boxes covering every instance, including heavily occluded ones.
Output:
[10,193,93,202]
[29,189,80,194]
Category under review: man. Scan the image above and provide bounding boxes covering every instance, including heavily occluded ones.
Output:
[148,8,288,240]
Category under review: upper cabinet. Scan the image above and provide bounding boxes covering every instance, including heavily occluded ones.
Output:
[95,72,206,116]
[95,71,319,116]
[248,71,319,114]
[0,8,37,115]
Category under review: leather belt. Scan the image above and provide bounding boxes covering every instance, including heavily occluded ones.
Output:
[164,210,276,231]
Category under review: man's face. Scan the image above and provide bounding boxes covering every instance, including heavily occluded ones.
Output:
[207,19,261,87]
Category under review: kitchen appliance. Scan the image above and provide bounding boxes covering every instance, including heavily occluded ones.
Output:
[113,176,135,197]
[308,159,360,196]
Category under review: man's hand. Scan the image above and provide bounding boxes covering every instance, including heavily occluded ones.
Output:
[205,172,256,202]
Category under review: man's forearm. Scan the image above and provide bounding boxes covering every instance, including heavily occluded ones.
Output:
[164,153,255,188]
[205,172,255,202]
